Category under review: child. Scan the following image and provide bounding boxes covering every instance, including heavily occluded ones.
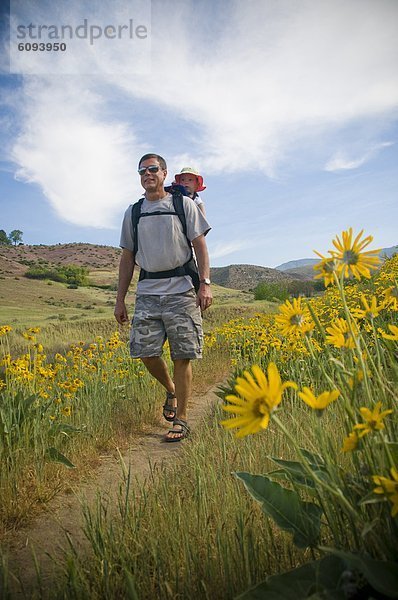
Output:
[167,167,207,216]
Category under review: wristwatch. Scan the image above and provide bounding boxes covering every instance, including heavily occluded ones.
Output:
[200,278,211,285]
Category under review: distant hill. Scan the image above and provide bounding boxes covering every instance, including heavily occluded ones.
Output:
[0,243,121,278]
[211,264,294,291]
[281,266,316,280]
[275,259,318,280]
[1,242,396,293]
[380,245,398,259]
[276,258,317,271]
[0,247,297,292]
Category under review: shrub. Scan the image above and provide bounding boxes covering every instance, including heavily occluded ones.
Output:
[25,264,89,286]
[254,281,289,302]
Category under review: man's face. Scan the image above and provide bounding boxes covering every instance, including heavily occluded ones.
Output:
[179,173,199,196]
[138,158,166,193]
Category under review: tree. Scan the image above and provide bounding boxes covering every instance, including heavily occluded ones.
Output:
[0,230,11,245]
[8,230,23,246]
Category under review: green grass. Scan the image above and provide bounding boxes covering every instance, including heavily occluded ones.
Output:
[0,279,340,599]
[46,341,398,599]
[0,272,266,330]
[0,311,234,539]
[45,258,398,599]
[203,285,277,332]
[0,273,277,357]
[54,402,305,600]
[0,276,118,326]
[0,335,166,535]
[2,242,397,599]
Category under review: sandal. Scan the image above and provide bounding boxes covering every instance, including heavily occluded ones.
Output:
[162,391,177,422]
[164,418,190,443]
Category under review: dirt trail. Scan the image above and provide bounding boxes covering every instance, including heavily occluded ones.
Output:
[4,382,220,598]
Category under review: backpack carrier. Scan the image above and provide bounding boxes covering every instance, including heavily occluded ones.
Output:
[131,190,200,293]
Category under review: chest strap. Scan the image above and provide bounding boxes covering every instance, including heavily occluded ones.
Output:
[132,192,200,291]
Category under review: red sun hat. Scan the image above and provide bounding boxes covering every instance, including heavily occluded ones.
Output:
[174,167,206,192]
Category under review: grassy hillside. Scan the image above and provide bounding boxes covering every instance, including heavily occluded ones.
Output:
[0,276,117,325]
[0,243,270,328]
[0,243,121,275]
[0,243,124,326]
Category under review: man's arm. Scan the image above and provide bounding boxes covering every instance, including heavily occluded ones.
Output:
[192,234,212,311]
[114,248,135,324]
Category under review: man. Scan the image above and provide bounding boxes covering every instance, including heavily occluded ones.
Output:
[114,153,212,442]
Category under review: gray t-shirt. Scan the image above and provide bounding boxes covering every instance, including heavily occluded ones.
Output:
[120,193,211,295]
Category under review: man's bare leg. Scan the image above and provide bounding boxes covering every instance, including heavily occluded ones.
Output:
[165,358,192,440]
[141,356,176,419]
[141,356,175,393]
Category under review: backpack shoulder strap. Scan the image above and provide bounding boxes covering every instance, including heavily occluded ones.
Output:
[131,198,144,257]
[171,190,187,238]
[172,190,194,262]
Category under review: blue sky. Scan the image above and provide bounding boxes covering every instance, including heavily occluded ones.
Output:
[1,0,397,268]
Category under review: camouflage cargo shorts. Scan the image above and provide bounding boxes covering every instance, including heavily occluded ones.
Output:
[130,290,203,360]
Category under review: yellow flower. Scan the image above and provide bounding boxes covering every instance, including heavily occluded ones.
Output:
[383,285,398,310]
[275,298,314,336]
[313,253,337,287]
[55,353,67,363]
[221,363,297,438]
[0,325,12,336]
[329,228,380,280]
[61,406,72,417]
[326,318,357,349]
[372,467,398,517]
[351,295,385,320]
[22,332,36,342]
[298,387,340,414]
[0,380,6,391]
[342,431,359,452]
[381,325,398,341]
[354,401,392,438]
[0,354,11,367]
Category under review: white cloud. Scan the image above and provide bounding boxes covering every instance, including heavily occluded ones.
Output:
[11,79,144,227]
[209,241,248,260]
[102,0,398,177]
[325,142,394,172]
[6,0,398,227]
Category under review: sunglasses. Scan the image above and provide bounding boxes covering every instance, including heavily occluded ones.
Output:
[138,165,162,176]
